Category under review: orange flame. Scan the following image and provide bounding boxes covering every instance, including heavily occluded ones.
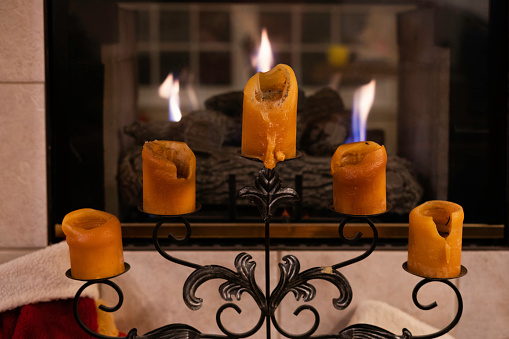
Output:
[252,28,274,73]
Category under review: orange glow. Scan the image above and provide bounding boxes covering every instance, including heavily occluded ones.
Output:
[252,28,274,73]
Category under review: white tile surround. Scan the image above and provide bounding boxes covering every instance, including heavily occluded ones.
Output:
[0,0,46,249]
[1,1,509,338]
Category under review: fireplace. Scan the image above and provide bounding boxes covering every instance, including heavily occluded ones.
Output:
[46,0,508,245]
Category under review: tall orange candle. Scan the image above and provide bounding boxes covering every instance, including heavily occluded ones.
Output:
[241,64,298,169]
[407,200,464,278]
[63,208,124,280]
[142,140,196,215]
[331,141,387,215]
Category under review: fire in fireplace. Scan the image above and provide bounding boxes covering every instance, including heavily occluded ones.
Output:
[46,0,508,244]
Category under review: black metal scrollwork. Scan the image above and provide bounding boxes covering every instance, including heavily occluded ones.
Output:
[72,279,139,339]
[333,216,379,270]
[237,167,299,222]
[183,252,266,338]
[337,324,412,339]
[269,255,353,338]
[332,277,463,339]
[410,279,463,339]
[152,216,202,270]
[70,160,465,339]
[183,252,265,311]
[271,255,352,312]
[136,324,203,339]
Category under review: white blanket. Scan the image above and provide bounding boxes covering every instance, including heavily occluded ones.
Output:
[348,299,455,339]
[0,241,99,313]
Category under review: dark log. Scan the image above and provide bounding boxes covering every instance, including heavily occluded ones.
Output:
[118,145,422,215]
[119,86,423,217]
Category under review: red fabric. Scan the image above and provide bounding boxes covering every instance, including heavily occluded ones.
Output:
[0,298,98,339]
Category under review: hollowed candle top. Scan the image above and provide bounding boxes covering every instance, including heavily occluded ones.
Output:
[241,64,298,169]
[331,141,387,215]
[62,208,124,280]
[408,200,464,278]
[142,140,196,215]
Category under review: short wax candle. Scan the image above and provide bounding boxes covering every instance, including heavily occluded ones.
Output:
[241,64,298,169]
[407,200,464,278]
[331,141,387,215]
[62,208,124,280]
[142,140,196,215]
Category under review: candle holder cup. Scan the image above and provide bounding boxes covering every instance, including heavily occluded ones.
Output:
[65,263,131,282]
[235,149,303,163]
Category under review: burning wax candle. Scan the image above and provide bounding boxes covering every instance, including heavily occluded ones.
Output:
[63,208,124,280]
[241,64,298,169]
[407,200,464,279]
[142,140,196,215]
[331,141,387,215]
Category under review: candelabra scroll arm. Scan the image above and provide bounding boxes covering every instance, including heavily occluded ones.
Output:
[182,252,266,337]
[136,324,207,339]
[409,279,463,339]
[332,216,378,270]
[271,255,352,311]
[183,252,266,325]
[215,303,266,338]
[271,305,320,339]
[72,280,139,339]
[335,324,412,339]
[152,216,203,270]
[269,255,352,338]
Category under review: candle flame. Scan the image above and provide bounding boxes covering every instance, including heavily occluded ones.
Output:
[349,79,376,142]
[253,28,273,73]
[159,73,182,122]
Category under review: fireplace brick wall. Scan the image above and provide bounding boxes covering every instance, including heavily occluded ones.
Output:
[0,1,508,338]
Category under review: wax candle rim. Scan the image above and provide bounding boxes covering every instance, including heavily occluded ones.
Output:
[410,200,464,240]
[331,143,386,176]
[142,139,196,215]
[338,141,382,167]
[143,140,195,180]
[332,141,382,163]
[62,209,123,248]
[413,200,463,217]
[247,64,296,108]
[256,64,290,102]
[63,208,116,230]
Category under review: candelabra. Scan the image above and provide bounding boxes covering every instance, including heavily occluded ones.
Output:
[67,155,466,339]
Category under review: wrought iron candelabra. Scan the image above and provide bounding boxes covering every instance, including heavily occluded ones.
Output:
[67,155,466,339]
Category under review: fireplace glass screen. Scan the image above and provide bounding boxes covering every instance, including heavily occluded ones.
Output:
[46,0,508,244]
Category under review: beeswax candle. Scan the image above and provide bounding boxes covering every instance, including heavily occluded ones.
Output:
[143,140,196,215]
[63,208,124,280]
[407,200,464,278]
[331,141,387,215]
[241,64,298,169]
